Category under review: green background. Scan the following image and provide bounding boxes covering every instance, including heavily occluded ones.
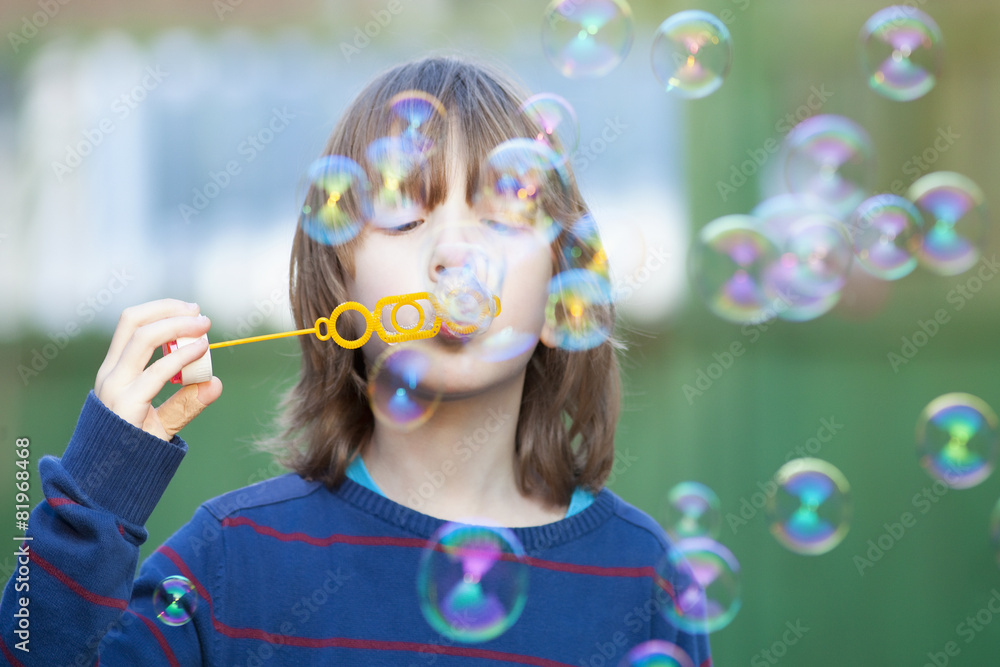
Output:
[4,1,1000,664]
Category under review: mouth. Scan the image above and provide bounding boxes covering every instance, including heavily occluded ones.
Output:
[436,322,474,344]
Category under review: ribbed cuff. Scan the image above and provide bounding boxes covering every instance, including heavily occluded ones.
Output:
[60,391,188,526]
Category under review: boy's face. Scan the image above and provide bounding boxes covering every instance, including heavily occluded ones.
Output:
[345,148,557,398]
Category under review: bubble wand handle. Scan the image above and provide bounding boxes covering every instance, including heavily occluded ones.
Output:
[207,327,318,350]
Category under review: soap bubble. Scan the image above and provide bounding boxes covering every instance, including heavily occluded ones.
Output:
[546,268,614,351]
[859,6,943,101]
[300,156,373,246]
[519,92,580,159]
[417,522,528,643]
[662,482,722,541]
[365,136,428,227]
[907,172,988,276]
[368,346,442,431]
[153,576,198,627]
[388,90,447,157]
[651,10,733,99]
[782,115,875,219]
[476,138,569,243]
[661,538,741,634]
[916,393,999,489]
[768,458,852,555]
[849,194,925,280]
[619,641,695,667]
[688,215,780,324]
[541,0,634,78]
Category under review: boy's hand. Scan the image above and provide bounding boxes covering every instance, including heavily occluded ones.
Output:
[95,299,224,441]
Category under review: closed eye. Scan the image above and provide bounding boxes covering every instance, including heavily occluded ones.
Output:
[380,218,424,234]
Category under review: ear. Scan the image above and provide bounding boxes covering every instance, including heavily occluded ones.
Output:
[539,316,559,349]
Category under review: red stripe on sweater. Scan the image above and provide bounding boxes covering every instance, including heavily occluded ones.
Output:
[47,497,79,508]
[127,608,180,667]
[0,636,28,667]
[222,516,671,579]
[29,547,128,610]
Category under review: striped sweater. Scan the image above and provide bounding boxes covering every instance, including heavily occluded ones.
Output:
[1,392,711,666]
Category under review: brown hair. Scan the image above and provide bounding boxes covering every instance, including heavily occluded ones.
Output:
[258,54,623,507]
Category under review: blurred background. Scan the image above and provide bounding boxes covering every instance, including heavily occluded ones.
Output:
[2,0,1000,664]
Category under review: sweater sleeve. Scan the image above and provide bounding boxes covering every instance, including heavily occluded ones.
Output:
[649,549,713,667]
[0,391,217,666]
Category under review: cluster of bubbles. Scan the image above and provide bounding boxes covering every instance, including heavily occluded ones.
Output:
[691,113,987,323]
[152,575,198,627]
[416,522,529,643]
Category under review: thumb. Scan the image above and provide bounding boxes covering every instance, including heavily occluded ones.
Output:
[157,377,224,438]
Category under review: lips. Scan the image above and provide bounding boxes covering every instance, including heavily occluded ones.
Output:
[437,322,473,343]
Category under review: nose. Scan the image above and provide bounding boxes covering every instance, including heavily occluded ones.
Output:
[425,223,491,287]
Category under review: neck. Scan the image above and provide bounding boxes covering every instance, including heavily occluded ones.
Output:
[362,369,567,527]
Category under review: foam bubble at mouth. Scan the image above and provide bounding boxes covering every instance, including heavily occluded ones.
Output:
[433,266,498,337]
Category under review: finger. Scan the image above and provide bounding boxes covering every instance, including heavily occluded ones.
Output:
[121,333,212,406]
[155,377,224,439]
[112,315,212,385]
[97,300,200,389]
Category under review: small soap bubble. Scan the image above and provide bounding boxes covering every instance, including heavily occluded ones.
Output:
[417,522,529,643]
[660,538,741,634]
[519,93,580,159]
[782,115,875,220]
[300,155,373,246]
[916,393,999,490]
[859,6,943,102]
[619,641,695,667]
[546,268,614,351]
[365,136,428,227]
[688,215,780,324]
[541,0,634,78]
[849,194,925,280]
[651,11,733,99]
[561,213,611,278]
[766,213,854,322]
[768,458,852,555]
[153,576,198,627]
[476,138,569,243]
[368,346,442,431]
[907,172,988,276]
[662,482,722,541]
[388,90,447,157]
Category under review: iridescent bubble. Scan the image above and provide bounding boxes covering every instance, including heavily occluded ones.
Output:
[908,172,988,276]
[768,458,852,555]
[479,326,540,363]
[688,215,780,324]
[916,393,999,489]
[541,0,634,79]
[417,522,528,643]
[365,136,428,228]
[519,92,580,159]
[476,138,569,243]
[651,10,733,99]
[153,576,198,627]
[991,498,1000,568]
[661,538,741,634]
[300,155,372,246]
[859,6,943,102]
[849,194,925,280]
[782,115,875,219]
[662,482,722,541]
[388,90,447,157]
[546,268,614,351]
[619,640,695,667]
[561,213,611,277]
[368,346,442,431]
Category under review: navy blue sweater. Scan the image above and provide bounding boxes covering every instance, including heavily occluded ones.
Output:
[1,392,711,666]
